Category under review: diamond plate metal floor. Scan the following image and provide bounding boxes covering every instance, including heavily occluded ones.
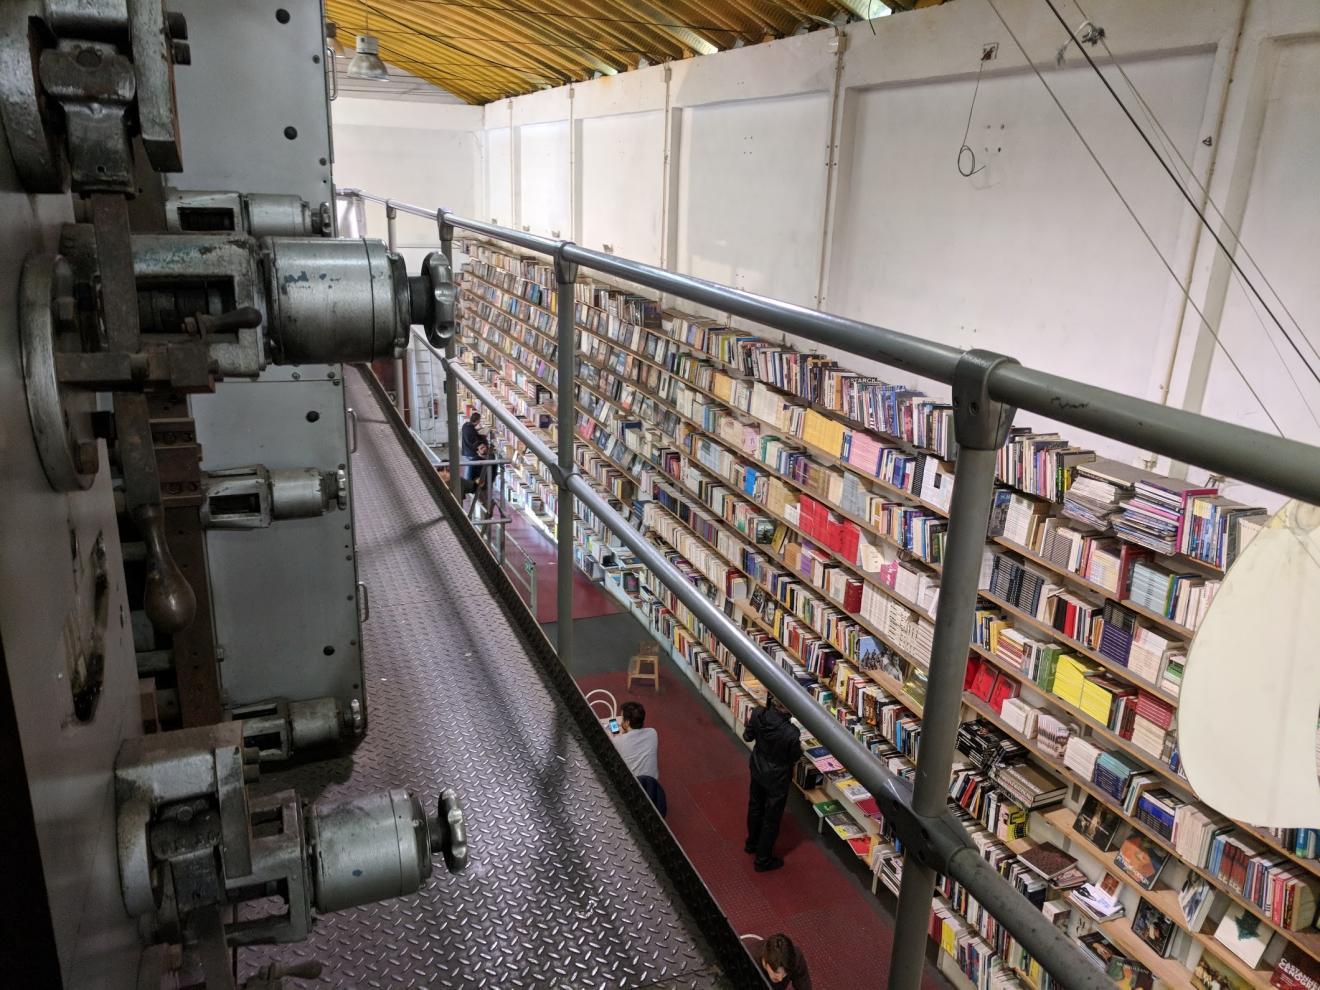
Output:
[239,370,733,989]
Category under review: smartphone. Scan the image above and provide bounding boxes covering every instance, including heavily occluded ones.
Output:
[607,718,620,734]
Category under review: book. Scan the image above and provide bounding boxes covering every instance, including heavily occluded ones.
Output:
[1132,897,1176,956]
[1178,873,1215,930]
[1194,951,1254,990]
[1115,832,1170,890]
[1042,898,1071,927]
[1079,930,1154,986]
[1069,872,1125,921]
[1214,907,1272,968]
[1106,957,1155,990]
[1074,795,1122,852]
[1019,841,1078,882]
[1272,946,1320,990]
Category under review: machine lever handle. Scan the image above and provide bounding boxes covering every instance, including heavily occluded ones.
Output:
[136,503,196,633]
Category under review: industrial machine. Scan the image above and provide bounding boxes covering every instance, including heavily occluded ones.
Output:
[0,1,463,986]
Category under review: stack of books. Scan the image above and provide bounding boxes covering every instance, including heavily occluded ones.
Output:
[1064,736,1102,780]
[1062,458,1151,531]
[993,761,1067,810]
[1130,693,1175,759]
[1093,751,1141,801]
[1069,874,1125,921]
[1127,626,1177,684]
[1000,697,1041,739]
[1134,789,1184,842]
[1180,493,1267,569]
[1097,601,1137,666]
[1018,841,1088,889]
[1080,672,1134,727]
[1037,713,1074,760]
[1172,804,1232,867]
[1116,478,1216,554]
[1051,653,1095,708]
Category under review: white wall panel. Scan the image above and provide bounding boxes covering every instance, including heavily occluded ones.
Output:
[1195,37,1320,505]
[577,110,664,264]
[827,53,1212,394]
[333,100,483,247]
[485,126,512,226]
[517,119,570,236]
[674,93,829,305]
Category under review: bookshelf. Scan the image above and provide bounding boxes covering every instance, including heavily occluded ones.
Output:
[458,323,1041,990]
[455,240,1318,990]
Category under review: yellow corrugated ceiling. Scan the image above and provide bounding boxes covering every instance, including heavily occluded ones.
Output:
[325,0,925,105]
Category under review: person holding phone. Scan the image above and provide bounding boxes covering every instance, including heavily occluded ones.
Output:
[609,701,658,780]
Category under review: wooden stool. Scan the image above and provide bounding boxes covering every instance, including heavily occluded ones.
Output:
[627,643,661,693]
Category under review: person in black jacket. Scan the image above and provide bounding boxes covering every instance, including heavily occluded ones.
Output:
[742,695,802,872]
[460,412,486,482]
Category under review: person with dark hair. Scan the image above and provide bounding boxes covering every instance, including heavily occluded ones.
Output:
[437,464,482,499]
[742,695,802,872]
[743,933,811,990]
[610,700,658,781]
[460,411,486,482]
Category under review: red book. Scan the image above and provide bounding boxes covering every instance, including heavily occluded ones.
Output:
[989,676,1020,714]
[964,655,984,690]
[839,522,861,562]
[1271,946,1320,990]
[843,578,863,614]
[827,519,845,554]
[970,665,998,703]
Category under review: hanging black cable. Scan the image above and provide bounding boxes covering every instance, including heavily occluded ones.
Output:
[1039,0,1320,387]
[957,50,993,177]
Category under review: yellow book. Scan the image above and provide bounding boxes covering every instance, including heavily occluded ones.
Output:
[1079,677,1114,724]
[711,372,735,403]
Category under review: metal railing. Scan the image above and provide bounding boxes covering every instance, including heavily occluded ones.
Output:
[406,423,539,615]
[342,187,1320,990]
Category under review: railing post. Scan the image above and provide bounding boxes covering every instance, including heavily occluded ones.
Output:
[554,245,579,667]
[385,202,409,426]
[437,208,463,503]
[888,350,1018,990]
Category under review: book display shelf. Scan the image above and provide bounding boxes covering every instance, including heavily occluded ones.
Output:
[452,238,1319,990]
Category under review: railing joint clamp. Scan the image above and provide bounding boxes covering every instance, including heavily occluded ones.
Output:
[549,463,578,488]
[952,348,1019,451]
[553,242,578,286]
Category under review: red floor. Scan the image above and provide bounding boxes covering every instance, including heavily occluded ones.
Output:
[578,666,946,990]
[498,508,624,623]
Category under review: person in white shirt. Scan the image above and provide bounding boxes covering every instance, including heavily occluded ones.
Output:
[610,701,659,781]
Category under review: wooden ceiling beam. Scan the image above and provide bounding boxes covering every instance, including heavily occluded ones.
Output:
[826,0,895,18]
[716,0,792,37]
[534,0,687,62]
[596,0,723,55]
[665,0,757,47]
[329,0,556,91]
[392,0,618,79]
[326,3,517,100]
